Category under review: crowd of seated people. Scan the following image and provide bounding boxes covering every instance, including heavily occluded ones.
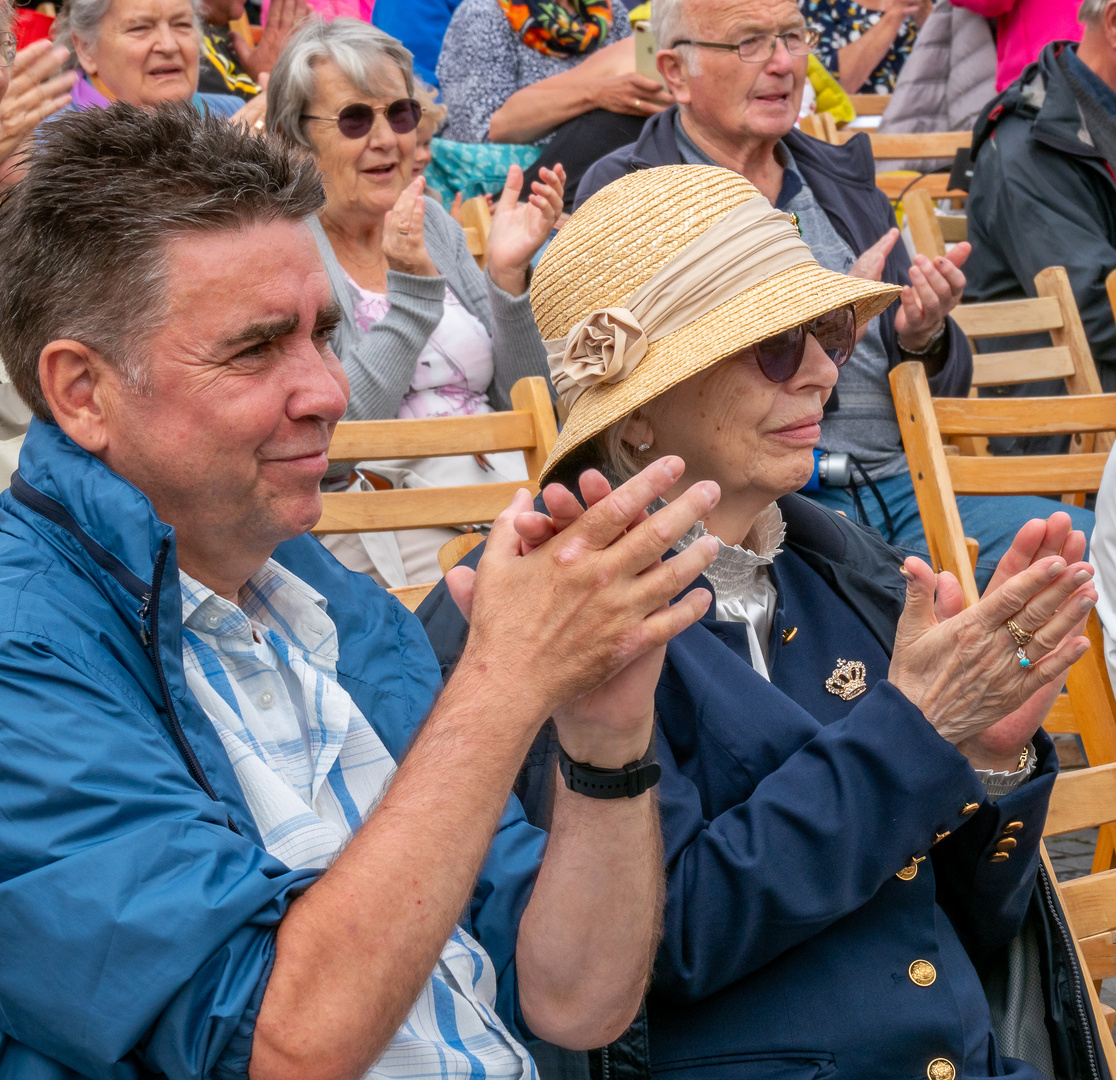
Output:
[5,0,1116,1079]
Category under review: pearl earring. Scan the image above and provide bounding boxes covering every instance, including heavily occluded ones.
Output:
[637,443,651,452]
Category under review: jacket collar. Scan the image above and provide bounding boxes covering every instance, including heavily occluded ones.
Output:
[974,42,1107,163]
[11,418,174,599]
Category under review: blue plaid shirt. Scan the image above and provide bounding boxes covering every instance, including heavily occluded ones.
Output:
[180,560,536,1080]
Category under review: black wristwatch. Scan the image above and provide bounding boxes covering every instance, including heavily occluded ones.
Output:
[557,741,661,799]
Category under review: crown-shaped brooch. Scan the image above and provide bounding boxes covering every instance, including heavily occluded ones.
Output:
[825,658,867,701]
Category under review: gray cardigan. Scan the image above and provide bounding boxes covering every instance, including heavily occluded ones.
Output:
[308,199,549,421]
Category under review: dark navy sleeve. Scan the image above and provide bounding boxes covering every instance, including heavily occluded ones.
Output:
[655,680,991,1002]
[930,729,1057,959]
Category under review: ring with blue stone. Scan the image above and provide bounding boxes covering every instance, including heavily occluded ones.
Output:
[1017,647,1031,669]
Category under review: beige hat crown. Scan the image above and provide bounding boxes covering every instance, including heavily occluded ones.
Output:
[531,164,901,481]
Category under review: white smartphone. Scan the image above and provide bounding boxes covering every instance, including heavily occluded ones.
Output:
[633,21,666,88]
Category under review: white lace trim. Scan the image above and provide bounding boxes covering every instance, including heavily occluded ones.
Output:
[674,502,786,604]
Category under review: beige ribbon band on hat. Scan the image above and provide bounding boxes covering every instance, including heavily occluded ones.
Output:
[545,197,817,411]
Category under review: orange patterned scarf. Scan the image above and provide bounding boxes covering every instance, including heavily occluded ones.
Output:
[497,0,613,58]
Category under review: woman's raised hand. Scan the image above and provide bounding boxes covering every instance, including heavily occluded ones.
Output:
[0,41,77,167]
[888,551,1094,757]
[485,163,566,297]
[383,176,440,278]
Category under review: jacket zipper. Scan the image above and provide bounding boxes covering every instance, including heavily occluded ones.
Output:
[1039,861,1100,1080]
[141,538,241,835]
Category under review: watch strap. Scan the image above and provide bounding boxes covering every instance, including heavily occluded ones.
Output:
[557,741,661,799]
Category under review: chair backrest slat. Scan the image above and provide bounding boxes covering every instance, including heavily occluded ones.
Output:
[327,411,537,462]
[1056,870,1116,940]
[945,452,1109,496]
[970,347,1076,387]
[849,93,891,115]
[932,395,1116,435]
[1046,763,1116,837]
[318,481,533,534]
[836,130,971,158]
[950,296,1065,338]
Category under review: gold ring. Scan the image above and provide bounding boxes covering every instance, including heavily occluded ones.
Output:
[1006,618,1033,647]
[633,98,641,108]
[253,119,265,131]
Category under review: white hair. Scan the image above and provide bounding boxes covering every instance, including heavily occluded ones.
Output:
[266,17,415,149]
[650,0,701,73]
[1079,0,1115,27]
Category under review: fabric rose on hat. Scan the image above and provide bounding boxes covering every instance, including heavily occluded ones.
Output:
[548,307,649,410]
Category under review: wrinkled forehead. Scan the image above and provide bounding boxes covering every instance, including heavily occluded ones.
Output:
[689,0,805,37]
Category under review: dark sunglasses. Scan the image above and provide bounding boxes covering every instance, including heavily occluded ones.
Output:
[737,304,857,383]
[301,98,424,139]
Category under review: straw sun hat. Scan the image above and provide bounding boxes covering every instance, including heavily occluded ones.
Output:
[532,164,902,482]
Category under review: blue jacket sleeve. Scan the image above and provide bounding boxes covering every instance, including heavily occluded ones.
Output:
[0,634,317,1080]
[930,728,1058,958]
[655,681,992,1003]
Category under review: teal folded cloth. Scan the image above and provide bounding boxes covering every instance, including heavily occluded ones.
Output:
[425,137,541,203]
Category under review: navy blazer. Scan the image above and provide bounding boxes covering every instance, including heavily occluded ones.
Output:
[419,495,1056,1080]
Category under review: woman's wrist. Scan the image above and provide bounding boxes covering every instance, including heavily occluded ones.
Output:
[487,261,530,297]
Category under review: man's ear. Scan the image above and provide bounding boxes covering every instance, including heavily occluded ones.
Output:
[658,49,692,104]
[1105,2,1116,50]
[39,340,121,455]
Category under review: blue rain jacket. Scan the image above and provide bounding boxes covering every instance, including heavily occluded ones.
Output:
[0,418,545,1079]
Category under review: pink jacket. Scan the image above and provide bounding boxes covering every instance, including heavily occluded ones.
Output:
[951,0,1082,89]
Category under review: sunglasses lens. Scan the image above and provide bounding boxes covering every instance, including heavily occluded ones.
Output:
[753,326,806,383]
[336,104,374,138]
[810,305,856,366]
[386,98,423,134]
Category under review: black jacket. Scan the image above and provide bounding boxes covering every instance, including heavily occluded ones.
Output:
[575,107,973,402]
[967,42,1116,381]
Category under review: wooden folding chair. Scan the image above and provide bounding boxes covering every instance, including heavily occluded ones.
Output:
[833,130,970,201]
[798,112,839,143]
[890,363,1116,855]
[458,196,492,271]
[948,266,1113,469]
[1042,762,1116,1055]
[902,188,967,260]
[314,376,557,610]
[848,93,891,117]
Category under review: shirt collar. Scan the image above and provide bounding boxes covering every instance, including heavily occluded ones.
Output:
[674,502,786,604]
[180,559,338,660]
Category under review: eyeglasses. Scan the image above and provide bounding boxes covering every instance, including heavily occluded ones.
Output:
[301,98,424,139]
[0,33,17,68]
[671,26,821,63]
[737,305,857,383]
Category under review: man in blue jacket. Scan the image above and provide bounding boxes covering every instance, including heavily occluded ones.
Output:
[0,103,722,1080]
[576,0,1094,589]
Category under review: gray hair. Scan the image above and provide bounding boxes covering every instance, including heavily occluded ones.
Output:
[1079,0,1115,26]
[53,0,201,67]
[650,0,700,74]
[266,17,415,150]
[0,102,325,421]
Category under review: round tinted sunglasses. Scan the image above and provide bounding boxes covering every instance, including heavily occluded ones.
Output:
[735,304,857,383]
[301,98,424,139]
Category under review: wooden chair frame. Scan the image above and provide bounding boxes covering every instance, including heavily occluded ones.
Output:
[459,196,492,270]
[890,362,1116,848]
[315,376,557,609]
[902,188,967,261]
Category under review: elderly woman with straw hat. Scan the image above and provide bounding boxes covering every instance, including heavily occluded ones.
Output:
[421,164,1103,1080]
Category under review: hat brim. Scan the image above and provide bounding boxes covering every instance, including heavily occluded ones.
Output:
[539,263,901,484]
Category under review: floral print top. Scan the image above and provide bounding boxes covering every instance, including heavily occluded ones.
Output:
[803,0,921,94]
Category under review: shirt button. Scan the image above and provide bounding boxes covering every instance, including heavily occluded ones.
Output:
[205,612,222,629]
[258,690,275,708]
[927,1059,955,1080]
[909,959,937,986]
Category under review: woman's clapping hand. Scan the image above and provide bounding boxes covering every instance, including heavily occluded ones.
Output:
[383,176,440,278]
[0,41,77,173]
[485,163,565,297]
[888,527,1095,766]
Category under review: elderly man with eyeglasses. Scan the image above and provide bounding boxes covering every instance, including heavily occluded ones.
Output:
[576,0,1096,590]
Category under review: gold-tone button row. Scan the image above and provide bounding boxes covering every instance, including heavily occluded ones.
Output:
[928,1058,955,1080]
[909,959,936,986]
